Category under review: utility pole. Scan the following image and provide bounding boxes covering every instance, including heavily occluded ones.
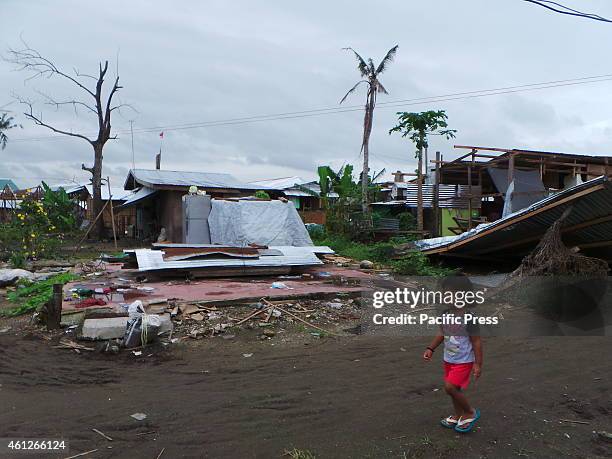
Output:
[129,120,135,171]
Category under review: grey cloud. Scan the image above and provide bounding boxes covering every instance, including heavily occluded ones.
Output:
[2,0,612,189]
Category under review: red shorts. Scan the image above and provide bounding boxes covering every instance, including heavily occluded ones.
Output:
[444,361,474,389]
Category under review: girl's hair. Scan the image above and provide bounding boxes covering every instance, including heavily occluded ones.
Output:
[439,273,474,293]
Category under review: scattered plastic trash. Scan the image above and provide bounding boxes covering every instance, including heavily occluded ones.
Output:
[242,353,253,358]
[75,298,108,309]
[123,301,161,348]
[271,282,291,289]
[133,351,142,356]
[316,272,332,278]
[130,413,147,421]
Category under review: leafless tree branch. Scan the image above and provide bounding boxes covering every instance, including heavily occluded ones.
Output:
[17,95,94,144]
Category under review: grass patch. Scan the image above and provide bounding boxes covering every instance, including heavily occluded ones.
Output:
[2,272,77,317]
[312,233,453,277]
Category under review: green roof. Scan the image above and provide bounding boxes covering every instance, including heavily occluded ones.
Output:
[0,179,19,191]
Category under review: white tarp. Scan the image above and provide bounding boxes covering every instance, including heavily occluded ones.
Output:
[208,200,313,247]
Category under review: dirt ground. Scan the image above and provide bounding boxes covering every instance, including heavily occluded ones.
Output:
[1,320,611,459]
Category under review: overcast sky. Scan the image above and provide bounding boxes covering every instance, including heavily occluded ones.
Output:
[2,0,612,189]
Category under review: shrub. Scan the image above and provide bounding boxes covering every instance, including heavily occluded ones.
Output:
[0,185,79,264]
[310,227,452,276]
[254,190,271,200]
[2,272,77,317]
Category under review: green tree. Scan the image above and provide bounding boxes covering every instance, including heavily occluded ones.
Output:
[340,45,398,213]
[389,110,456,232]
[254,190,270,200]
[0,113,19,149]
[298,164,384,236]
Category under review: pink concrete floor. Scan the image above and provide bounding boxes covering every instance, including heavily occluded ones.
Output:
[63,264,373,311]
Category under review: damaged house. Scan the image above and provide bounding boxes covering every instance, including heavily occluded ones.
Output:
[249,176,337,224]
[415,145,612,262]
[121,169,276,242]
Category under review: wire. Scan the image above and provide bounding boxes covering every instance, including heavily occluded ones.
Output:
[522,0,612,22]
[10,73,612,143]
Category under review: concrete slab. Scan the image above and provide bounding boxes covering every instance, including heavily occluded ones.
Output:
[80,317,128,340]
[62,264,372,313]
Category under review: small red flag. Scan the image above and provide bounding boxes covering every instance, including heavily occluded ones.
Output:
[159,132,164,139]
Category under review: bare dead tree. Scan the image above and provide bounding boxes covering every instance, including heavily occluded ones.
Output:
[5,44,131,239]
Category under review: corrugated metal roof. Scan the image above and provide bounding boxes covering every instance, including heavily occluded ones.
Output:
[86,185,129,201]
[376,183,481,209]
[283,181,339,199]
[132,246,323,272]
[0,179,19,191]
[49,183,88,195]
[118,186,157,208]
[125,169,265,191]
[249,176,306,189]
[418,176,612,261]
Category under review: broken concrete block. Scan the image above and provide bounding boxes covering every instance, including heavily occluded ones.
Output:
[80,317,128,340]
[157,314,173,335]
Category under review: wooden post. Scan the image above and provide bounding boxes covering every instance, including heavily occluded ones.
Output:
[72,198,111,255]
[433,151,440,237]
[47,283,63,330]
[508,153,515,185]
[107,177,118,250]
[467,161,473,231]
[416,146,424,233]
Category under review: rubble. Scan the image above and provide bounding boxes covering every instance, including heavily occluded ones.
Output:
[0,268,35,287]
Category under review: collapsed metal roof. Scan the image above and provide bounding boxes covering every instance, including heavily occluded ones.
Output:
[416,176,612,262]
[131,246,325,272]
[124,169,266,191]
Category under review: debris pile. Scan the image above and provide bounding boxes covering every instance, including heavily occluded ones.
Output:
[122,244,334,278]
[511,216,609,278]
[166,295,361,341]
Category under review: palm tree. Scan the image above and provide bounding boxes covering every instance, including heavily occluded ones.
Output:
[341,45,398,212]
[0,113,19,150]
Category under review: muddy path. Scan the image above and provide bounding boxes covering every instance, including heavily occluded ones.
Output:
[1,332,611,458]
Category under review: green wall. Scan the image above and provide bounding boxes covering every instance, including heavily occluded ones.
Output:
[440,208,480,236]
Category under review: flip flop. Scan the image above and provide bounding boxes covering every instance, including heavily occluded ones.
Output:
[440,416,459,428]
[454,409,481,433]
